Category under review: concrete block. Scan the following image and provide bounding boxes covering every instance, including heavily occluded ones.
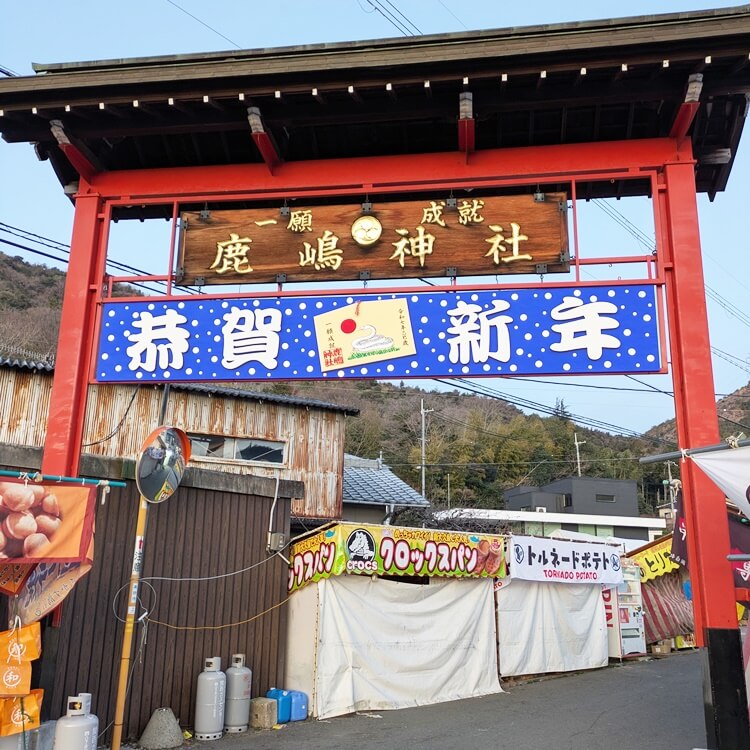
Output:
[138,707,184,750]
[250,698,276,730]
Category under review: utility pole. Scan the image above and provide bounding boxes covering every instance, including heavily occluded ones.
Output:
[420,399,433,500]
[447,473,451,509]
[574,433,586,477]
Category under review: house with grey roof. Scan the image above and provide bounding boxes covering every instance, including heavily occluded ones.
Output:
[342,453,430,524]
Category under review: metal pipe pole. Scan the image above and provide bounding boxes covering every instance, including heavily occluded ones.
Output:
[421,399,426,500]
[0,470,126,487]
[639,438,750,464]
[110,496,149,750]
[574,433,585,477]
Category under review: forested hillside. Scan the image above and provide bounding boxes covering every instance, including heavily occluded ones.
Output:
[257,379,688,511]
[0,251,64,360]
[1,250,748,513]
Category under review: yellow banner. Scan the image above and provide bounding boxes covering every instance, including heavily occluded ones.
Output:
[289,522,507,592]
[630,536,680,582]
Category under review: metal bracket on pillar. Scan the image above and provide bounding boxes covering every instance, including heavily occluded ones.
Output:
[247,106,281,173]
[49,119,101,184]
[458,92,475,156]
[669,74,703,147]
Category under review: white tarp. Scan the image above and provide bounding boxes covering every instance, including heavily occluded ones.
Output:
[510,534,623,585]
[314,575,501,719]
[283,580,318,706]
[691,444,750,519]
[496,578,608,676]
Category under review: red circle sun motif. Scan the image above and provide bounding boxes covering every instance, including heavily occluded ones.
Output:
[341,318,357,334]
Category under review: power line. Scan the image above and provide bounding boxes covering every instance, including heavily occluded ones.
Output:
[592,199,654,251]
[718,413,750,432]
[510,375,675,396]
[712,346,750,376]
[366,0,420,35]
[164,0,242,49]
[706,285,750,329]
[380,0,422,34]
[0,65,18,77]
[0,222,71,250]
[0,236,171,297]
[0,237,69,266]
[1,217,745,433]
[386,457,643,468]
[436,377,675,445]
[625,375,674,397]
[0,222,200,296]
[436,0,468,29]
[590,200,750,384]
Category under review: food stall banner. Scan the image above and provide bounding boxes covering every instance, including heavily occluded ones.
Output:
[670,490,688,567]
[288,523,507,593]
[0,481,95,564]
[510,535,623,585]
[629,536,680,582]
[670,488,750,589]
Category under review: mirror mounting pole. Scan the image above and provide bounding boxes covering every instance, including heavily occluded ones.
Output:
[110,495,150,750]
[110,425,190,750]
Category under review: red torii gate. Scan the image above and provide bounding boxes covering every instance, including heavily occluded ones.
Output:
[47,139,747,744]
[2,7,750,747]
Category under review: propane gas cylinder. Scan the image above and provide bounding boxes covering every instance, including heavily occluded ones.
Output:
[53,694,98,750]
[194,657,225,741]
[224,654,252,733]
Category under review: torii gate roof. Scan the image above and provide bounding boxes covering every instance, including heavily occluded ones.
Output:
[2,5,750,209]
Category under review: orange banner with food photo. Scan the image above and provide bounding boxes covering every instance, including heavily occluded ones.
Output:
[0,481,95,563]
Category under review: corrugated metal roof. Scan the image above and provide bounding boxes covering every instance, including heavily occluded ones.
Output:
[343,454,429,507]
[0,357,54,372]
[0,357,358,415]
[170,382,359,416]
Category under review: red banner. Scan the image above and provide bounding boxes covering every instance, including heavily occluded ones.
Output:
[671,488,750,589]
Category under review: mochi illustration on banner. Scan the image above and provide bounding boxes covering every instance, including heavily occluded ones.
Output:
[690,445,750,520]
[313,298,416,372]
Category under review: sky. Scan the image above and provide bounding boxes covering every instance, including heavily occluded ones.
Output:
[1,0,749,451]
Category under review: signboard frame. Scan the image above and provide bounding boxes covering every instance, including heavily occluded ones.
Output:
[177,193,570,285]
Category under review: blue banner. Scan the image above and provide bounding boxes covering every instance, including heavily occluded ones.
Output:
[95,284,661,382]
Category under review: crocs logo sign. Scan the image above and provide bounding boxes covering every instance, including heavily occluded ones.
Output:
[345,528,376,573]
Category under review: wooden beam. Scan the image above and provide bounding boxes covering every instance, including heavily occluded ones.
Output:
[669,74,703,145]
[49,119,102,183]
[247,106,281,172]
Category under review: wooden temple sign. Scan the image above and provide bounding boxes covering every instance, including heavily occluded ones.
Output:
[177,194,569,285]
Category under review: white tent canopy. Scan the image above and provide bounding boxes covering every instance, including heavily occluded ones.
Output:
[496,578,609,676]
[285,575,501,719]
